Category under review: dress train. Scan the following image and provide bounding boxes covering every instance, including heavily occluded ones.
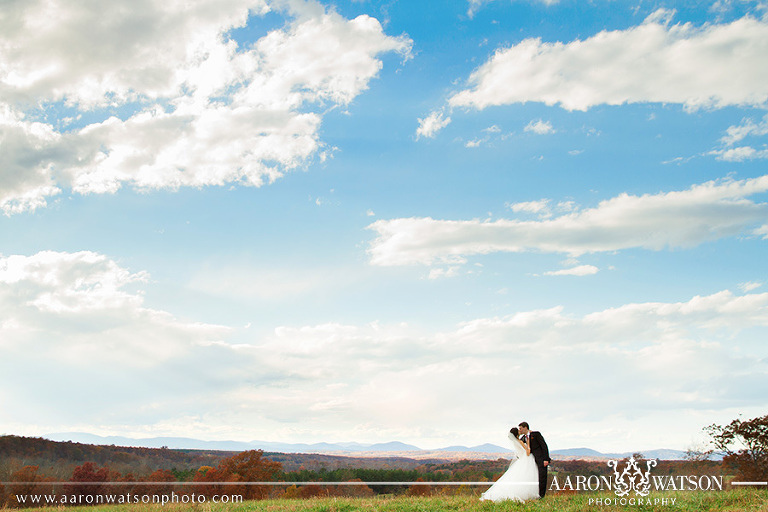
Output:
[480,433,539,502]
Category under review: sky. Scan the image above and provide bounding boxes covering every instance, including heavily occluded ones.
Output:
[1,0,767,454]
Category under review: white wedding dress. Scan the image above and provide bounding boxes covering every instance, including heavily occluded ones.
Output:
[480,433,540,502]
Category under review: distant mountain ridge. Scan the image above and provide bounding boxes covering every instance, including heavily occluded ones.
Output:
[43,432,690,460]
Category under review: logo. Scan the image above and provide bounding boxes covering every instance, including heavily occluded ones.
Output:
[607,456,657,497]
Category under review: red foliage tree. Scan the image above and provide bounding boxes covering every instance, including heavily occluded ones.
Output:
[407,477,433,496]
[67,462,111,503]
[135,468,177,496]
[7,465,55,507]
[193,465,226,498]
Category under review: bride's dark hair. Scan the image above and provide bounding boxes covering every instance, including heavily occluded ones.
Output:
[509,427,519,437]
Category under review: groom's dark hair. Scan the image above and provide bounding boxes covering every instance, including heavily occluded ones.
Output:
[518,421,530,429]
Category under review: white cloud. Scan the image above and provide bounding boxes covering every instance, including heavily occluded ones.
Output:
[463,124,505,147]
[0,0,412,214]
[2,253,766,450]
[525,119,555,135]
[0,251,229,364]
[367,174,768,266]
[710,114,768,161]
[449,12,768,111]
[0,250,242,429]
[719,114,768,146]
[416,109,451,139]
[200,289,768,449]
[0,250,146,314]
[508,199,551,216]
[427,266,460,279]
[739,281,763,292]
[0,0,266,107]
[711,146,768,161]
[542,264,599,276]
[466,0,490,18]
[0,107,63,214]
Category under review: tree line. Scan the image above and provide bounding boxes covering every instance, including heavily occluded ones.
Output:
[0,448,504,507]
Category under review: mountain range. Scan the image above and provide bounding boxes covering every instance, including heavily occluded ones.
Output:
[43,432,690,460]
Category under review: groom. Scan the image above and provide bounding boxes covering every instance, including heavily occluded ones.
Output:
[518,421,550,498]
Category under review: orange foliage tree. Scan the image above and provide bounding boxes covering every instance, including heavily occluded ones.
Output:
[217,450,282,500]
[193,451,282,501]
[192,465,225,498]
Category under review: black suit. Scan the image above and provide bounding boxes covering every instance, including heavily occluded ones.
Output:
[525,431,550,497]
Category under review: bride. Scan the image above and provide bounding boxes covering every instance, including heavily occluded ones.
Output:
[480,428,540,502]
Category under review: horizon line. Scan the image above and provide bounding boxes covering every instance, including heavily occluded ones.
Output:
[25,433,691,455]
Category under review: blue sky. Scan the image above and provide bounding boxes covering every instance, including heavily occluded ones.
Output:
[1,0,767,454]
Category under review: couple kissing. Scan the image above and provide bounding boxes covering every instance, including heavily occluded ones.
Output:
[480,421,551,503]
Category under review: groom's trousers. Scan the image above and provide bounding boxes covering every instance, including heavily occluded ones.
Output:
[538,464,548,497]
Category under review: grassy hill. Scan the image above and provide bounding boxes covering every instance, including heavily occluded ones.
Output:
[10,489,768,512]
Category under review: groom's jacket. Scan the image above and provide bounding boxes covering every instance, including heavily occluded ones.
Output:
[528,431,551,466]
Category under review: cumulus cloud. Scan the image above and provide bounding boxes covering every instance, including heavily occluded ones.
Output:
[0,251,229,364]
[449,11,768,111]
[465,139,483,148]
[0,250,146,313]
[711,146,768,161]
[0,0,412,214]
[0,250,244,428]
[416,109,451,139]
[524,119,555,135]
[367,174,768,266]
[2,0,238,106]
[508,199,551,215]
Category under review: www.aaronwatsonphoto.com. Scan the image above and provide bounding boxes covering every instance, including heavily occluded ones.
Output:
[15,492,243,507]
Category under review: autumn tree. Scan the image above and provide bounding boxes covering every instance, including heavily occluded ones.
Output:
[68,462,111,502]
[135,469,177,496]
[7,465,54,507]
[341,478,374,498]
[298,484,330,499]
[408,477,432,496]
[193,465,226,498]
[705,413,768,482]
[217,450,282,500]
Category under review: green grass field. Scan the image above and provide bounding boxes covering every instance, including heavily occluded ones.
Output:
[10,489,768,512]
